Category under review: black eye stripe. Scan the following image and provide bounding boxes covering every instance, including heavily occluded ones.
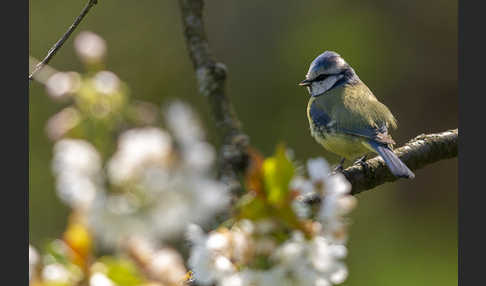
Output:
[311,74,330,82]
[312,71,347,83]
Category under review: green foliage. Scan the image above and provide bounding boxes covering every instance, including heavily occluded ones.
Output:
[96,257,146,286]
[41,240,85,286]
[239,144,297,220]
[246,254,273,270]
[236,193,270,220]
[262,144,295,207]
[237,144,311,241]
[44,240,71,265]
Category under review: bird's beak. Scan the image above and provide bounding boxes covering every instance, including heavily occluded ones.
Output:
[298,79,312,86]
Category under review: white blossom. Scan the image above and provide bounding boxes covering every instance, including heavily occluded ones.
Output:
[90,273,115,286]
[29,245,39,282]
[107,127,173,185]
[93,71,120,94]
[165,100,205,145]
[187,224,220,285]
[291,157,357,243]
[165,101,216,172]
[42,263,71,283]
[74,31,107,63]
[318,172,356,243]
[52,139,103,209]
[150,249,187,283]
[46,107,81,141]
[307,158,331,182]
[45,71,81,99]
[125,236,188,285]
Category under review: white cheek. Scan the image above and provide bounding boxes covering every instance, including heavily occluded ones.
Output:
[310,74,343,96]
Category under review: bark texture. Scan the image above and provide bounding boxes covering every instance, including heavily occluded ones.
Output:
[179,0,249,195]
[344,129,458,194]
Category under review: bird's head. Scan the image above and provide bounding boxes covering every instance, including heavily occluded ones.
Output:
[299,51,359,97]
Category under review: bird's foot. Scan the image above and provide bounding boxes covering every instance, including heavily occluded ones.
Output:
[353,155,368,168]
[332,158,346,174]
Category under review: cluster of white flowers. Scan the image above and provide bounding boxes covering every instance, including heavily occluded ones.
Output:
[50,101,230,249]
[188,220,348,286]
[292,158,357,244]
[187,157,356,286]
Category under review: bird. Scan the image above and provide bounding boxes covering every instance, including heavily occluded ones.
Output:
[299,51,414,179]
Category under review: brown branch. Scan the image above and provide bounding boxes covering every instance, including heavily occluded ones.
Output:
[178,0,249,194]
[344,129,458,195]
[29,0,98,81]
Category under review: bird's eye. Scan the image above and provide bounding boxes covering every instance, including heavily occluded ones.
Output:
[312,74,329,82]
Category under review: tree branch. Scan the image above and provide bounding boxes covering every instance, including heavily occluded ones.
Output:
[29,0,98,81]
[178,0,249,194]
[345,129,458,195]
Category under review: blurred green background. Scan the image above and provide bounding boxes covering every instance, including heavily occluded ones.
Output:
[29,0,457,285]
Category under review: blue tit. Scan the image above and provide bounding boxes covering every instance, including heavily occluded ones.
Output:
[299,51,414,179]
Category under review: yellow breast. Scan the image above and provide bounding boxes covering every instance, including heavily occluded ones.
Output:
[312,131,373,160]
[307,96,376,160]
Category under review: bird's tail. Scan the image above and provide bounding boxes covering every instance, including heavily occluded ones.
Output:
[368,140,415,179]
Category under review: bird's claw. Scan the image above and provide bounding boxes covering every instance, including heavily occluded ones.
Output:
[353,155,368,168]
[332,158,346,174]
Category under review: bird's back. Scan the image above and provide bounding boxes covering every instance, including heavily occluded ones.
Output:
[312,82,397,133]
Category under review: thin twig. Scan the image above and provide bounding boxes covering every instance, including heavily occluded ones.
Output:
[178,0,249,195]
[29,0,98,81]
[29,56,58,84]
[343,129,458,194]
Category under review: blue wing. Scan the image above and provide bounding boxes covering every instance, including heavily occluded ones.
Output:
[339,125,395,145]
[309,101,395,145]
[309,101,333,132]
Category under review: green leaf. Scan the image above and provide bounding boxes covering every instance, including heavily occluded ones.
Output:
[237,193,270,220]
[98,256,145,286]
[44,240,71,265]
[246,254,274,270]
[262,144,295,206]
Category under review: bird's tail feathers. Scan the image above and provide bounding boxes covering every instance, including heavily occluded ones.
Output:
[368,140,415,179]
